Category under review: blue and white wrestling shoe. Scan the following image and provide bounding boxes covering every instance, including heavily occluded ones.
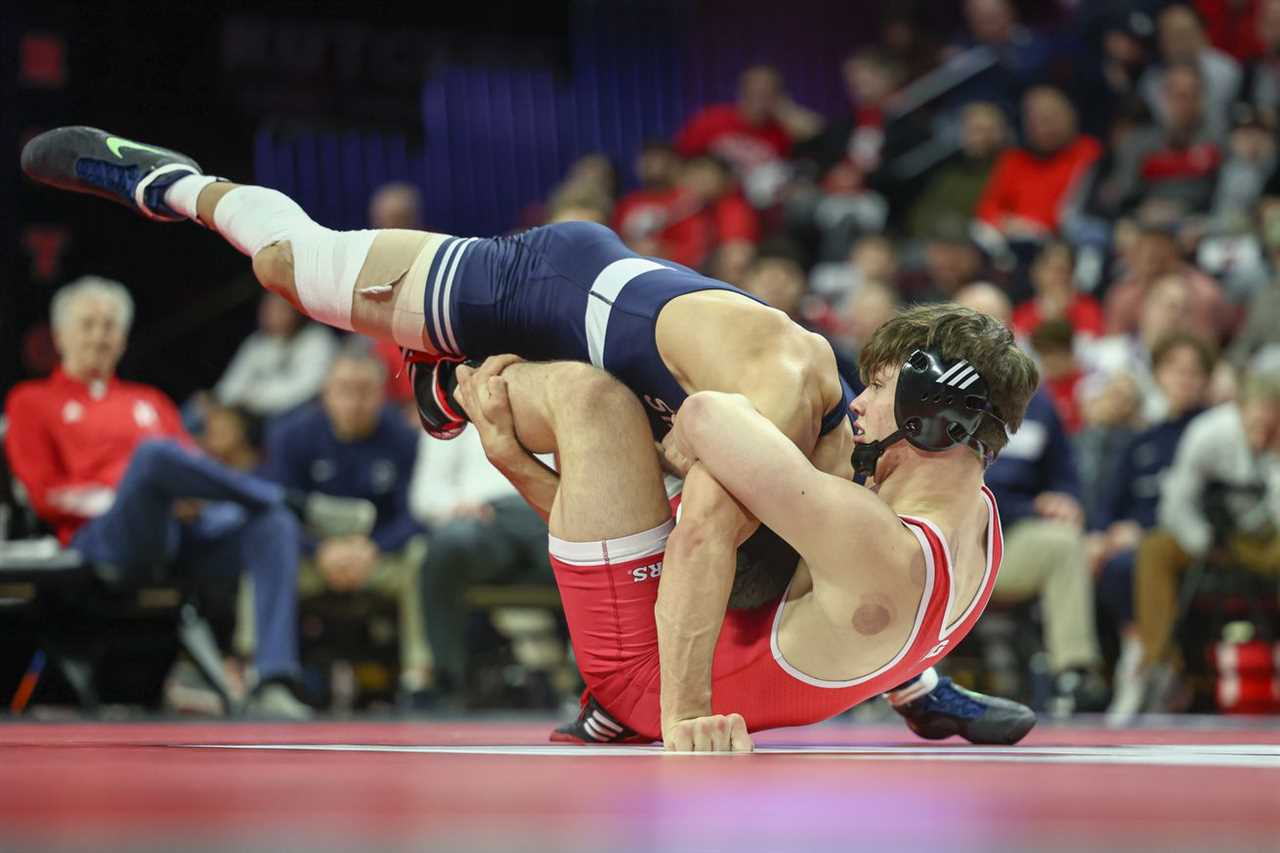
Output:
[890,672,1037,746]
[21,126,201,221]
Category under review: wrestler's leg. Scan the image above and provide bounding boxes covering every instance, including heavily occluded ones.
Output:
[495,360,670,540]
[189,180,447,354]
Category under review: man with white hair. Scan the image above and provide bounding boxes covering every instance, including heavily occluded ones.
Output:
[3,277,373,718]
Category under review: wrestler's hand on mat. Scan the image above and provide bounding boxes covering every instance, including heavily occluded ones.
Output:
[663,713,753,753]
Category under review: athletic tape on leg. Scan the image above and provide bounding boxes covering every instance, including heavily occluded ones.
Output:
[213,186,377,331]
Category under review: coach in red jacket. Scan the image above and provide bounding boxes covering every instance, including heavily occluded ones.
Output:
[3,277,356,718]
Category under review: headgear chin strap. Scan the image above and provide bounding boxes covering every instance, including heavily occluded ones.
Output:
[851,349,1005,483]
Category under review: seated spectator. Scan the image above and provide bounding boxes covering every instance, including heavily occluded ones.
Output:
[1227,197,1280,368]
[831,279,899,388]
[1071,6,1155,139]
[955,284,1108,714]
[1241,0,1280,124]
[617,154,759,274]
[1096,62,1226,220]
[1210,104,1278,228]
[948,0,1052,116]
[1030,319,1086,434]
[410,421,554,702]
[613,141,684,257]
[1196,0,1266,61]
[740,243,807,321]
[1087,333,1214,714]
[904,101,1010,241]
[213,292,337,420]
[1102,223,1232,344]
[975,86,1103,240]
[545,183,612,225]
[262,342,431,701]
[1012,241,1105,342]
[1114,365,1280,718]
[1138,4,1243,139]
[810,233,901,301]
[201,403,264,473]
[2,278,371,718]
[675,64,822,207]
[369,182,424,230]
[879,5,942,84]
[1088,272,1202,424]
[898,215,989,302]
[795,47,911,183]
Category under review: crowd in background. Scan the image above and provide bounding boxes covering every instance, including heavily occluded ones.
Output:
[4,0,1280,720]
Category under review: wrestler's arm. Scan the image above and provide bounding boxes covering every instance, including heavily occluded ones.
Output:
[670,390,903,574]
[655,337,833,742]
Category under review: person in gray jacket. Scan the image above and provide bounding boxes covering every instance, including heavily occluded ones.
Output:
[1117,366,1280,717]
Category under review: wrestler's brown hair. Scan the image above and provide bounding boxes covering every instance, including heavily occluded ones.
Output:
[858,303,1040,456]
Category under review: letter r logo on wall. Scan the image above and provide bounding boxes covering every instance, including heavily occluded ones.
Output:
[923,639,950,659]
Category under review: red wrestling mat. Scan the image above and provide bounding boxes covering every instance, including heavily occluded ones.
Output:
[2,717,1277,852]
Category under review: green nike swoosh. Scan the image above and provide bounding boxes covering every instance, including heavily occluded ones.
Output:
[105,136,171,159]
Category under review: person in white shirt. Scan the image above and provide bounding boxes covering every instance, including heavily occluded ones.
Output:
[214,292,337,419]
[409,429,554,698]
[1121,366,1280,716]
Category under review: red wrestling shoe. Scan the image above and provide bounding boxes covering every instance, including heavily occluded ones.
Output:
[549,694,652,745]
[405,350,470,440]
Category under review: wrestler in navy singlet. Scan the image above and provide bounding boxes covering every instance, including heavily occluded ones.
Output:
[419,221,855,438]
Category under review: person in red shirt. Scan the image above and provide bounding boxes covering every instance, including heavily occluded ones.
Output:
[675,65,821,206]
[976,86,1103,238]
[1012,241,1105,342]
[612,154,759,275]
[1030,319,1087,434]
[3,277,370,718]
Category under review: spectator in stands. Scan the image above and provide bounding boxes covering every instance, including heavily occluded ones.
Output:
[1227,197,1280,368]
[810,233,901,301]
[831,279,899,387]
[1210,102,1278,226]
[879,5,941,82]
[1139,4,1243,138]
[201,403,263,473]
[545,184,612,225]
[1115,364,1280,718]
[1090,272,1205,424]
[949,0,1052,114]
[1196,0,1267,60]
[899,215,988,302]
[975,87,1103,241]
[1241,0,1280,124]
[262,341,431,701]
[409,423,554,703]
[796,47,911,183]
[613,141,684,256]
[1103,223,1232,344]
[2,278,372,719]
[675,64,822,206]
[618,154,759,274]
[1098,62,1226,219]
[1030,319,1086,434]
[904,101,1009,241]
[1012,241,1105,342]
[1088,333,1214,713]
[368,182,424,230]
[213,292,337,420]
[740,243,807,321]
[1072,5,1155,139]
[956,283,1108,714]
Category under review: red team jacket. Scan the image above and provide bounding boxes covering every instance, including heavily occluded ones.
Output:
[3,368,189,544]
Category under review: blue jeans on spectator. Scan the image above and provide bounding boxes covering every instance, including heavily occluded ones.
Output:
[71,438,301,681]
[1097,548,1136,627]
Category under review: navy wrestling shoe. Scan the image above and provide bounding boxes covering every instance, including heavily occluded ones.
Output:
[408,353,473,440]
[21,126,201,221]
[550,694,650,745]
[893,677,1037,745]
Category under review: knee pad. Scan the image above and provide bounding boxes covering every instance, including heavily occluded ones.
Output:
[213,186,377,331]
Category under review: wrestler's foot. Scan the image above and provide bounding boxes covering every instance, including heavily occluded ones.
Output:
[549,694,650,745]
[893,677,1036,745]
[21,126,202,221]
[409,354,474,440]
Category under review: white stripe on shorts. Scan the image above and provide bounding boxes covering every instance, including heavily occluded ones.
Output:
[584,258,668,368]
[439,237,478,355]
[430,239,465,355]
[548,518,674,566]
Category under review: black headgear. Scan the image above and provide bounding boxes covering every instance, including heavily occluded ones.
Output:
[851,349,1005,482]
